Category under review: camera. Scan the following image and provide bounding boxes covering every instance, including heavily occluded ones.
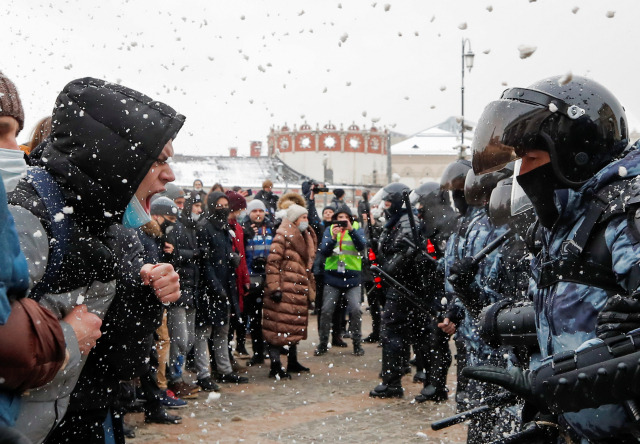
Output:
[311,181,329,193]
[333,220,348,228]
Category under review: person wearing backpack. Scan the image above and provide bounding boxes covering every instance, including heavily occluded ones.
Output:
[7,77,184,443]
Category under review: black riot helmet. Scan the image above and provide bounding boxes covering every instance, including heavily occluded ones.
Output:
[465,162,514,206]
[489,177,536,237]
[379,182,410,215]
[411,181,458,239]
[472,75,629,187]
[409,181,445,207]
[440,159,472,191]
[441,159,472,214]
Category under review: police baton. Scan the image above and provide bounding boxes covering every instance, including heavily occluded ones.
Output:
[430,392,516,431]
[447,229,513,294]
[488,421,558,444]
[370,265,438,320]
[402,190,423,251]
[471,229,513,265]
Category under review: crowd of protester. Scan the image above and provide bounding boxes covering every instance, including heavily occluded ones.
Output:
[0,73,385,444]
[5,70,638,444]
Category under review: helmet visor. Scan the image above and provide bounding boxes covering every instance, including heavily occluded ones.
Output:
[489,178,512,226]
[409,189,420,206]
[472,97,551,175]
[510,159,533,216]
[440,160,472,191]
[368,187,385,207]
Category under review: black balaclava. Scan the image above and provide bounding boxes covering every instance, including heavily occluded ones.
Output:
[206,191,230,224]
[516,162,560,229]
[451,189,468,215]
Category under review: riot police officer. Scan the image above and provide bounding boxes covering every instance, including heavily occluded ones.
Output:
[437,159,478,407]
[444,166,515,443]
[465,75,640,442]
[369,183,428,398]
[409,182,459,403]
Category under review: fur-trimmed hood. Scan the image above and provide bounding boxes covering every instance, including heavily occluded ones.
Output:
[277,192,305,210]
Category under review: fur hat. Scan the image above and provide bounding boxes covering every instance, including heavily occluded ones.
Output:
[285,203,308,223]
[247,199,266,213]
[225,190,247,212]
[277,191,305,210]
[0,71,24,133]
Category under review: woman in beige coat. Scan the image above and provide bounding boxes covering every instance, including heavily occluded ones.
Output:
[262,202,317,379]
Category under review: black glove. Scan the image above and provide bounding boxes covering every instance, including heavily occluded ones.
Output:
[70,231,115,283]
[462,365,533,400]
[229,251,241,268]
[448,256,478,289]
[596,294,640,339]
[270,291,283,303]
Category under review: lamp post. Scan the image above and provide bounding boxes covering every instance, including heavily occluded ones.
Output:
[460,38,475,159]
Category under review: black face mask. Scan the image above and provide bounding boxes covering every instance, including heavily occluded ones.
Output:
[160,219,175,232]
[451,190,468,215]
[211,208,230,222]
[516,162,560,229]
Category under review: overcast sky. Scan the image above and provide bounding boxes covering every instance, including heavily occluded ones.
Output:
[2,0,639,156]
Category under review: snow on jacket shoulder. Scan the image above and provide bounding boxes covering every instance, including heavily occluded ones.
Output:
[8,77,185,444]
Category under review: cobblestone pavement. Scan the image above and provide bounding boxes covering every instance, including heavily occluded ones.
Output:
[127,311,468,443]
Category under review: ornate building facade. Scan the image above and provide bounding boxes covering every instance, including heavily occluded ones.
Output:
[267,122,389,186]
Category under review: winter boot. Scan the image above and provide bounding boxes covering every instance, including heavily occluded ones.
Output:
[369,384,404,399]
[353,342,365,356]
[331,335,348,348]
[314,343,328,356]
[269,362,291,380]
[414,384,448,403]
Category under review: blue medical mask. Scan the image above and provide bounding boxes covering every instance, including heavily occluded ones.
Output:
[298,221,309,232]
[122,196,152,228]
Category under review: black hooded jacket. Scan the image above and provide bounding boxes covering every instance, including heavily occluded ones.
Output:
[196,191,239,325]
[165,194,202,307]
[10,77,185,294]
[6,78,185,422]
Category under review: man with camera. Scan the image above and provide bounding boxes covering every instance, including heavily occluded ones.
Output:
[314,205,367,357]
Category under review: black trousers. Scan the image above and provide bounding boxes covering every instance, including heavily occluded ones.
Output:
[45,409,125,444]
[244,285,265,358]
[380,292,429,387]
[414,321,451,392]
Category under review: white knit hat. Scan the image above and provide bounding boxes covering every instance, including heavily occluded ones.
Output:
[247,199,266,213]
[285,203,308,223]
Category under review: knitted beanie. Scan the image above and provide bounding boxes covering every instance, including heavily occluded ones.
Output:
[286,203,308,223]
[0,71,25,133]
[150,196,179,216]
[225,190,247,212]
[247,199,266,213]
[163,182,185,200]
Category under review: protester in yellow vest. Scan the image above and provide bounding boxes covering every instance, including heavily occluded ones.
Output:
[314,205,368,356]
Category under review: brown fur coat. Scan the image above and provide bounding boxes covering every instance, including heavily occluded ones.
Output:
[262,218,317,347]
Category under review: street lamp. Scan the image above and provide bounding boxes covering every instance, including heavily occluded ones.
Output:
[460,38,475,159]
